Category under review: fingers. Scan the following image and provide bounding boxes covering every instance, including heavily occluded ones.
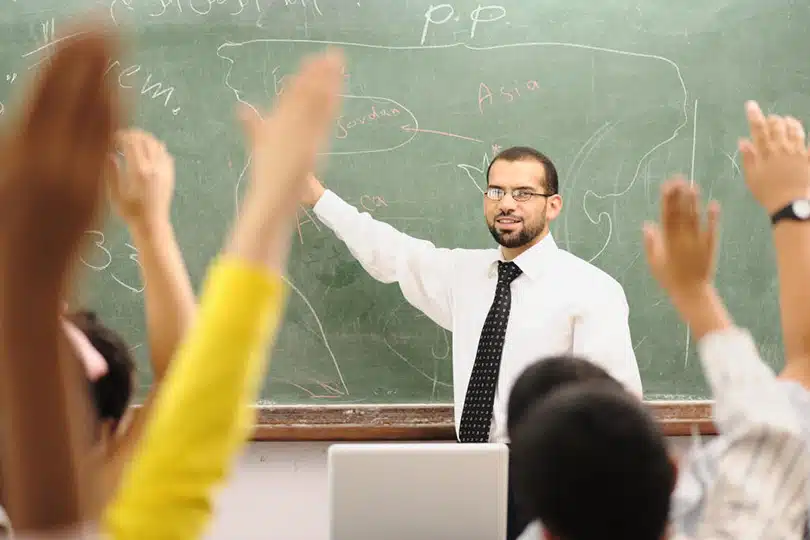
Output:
[138,130,154,168]
[767,114,787,153]
[684,182,701,235]
[117,128,168,179]
[785,116,806,150]
[745,101,807,155]
[160,141,174,176]
[746,100,768,155]
[705,200,721,259]
[104,154,123,199]
[660,177,705,237]
[3,25,122,262]
[237,103,262,145]
[660,177,691,236]
[247,48,345,198]
[276,48,345,148]
[641,221,663,269]
[739,138,757,171]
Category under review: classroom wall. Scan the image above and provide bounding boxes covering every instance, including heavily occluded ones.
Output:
[204,437,701,540]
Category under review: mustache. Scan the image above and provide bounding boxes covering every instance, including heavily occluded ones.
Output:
[495,212,522,220]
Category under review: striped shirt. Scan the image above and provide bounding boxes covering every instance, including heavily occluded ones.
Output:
[673,328,809,540]
[672,380,810,539]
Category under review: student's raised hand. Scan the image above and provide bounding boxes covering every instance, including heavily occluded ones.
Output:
[108,129,175,228]
[643,178,720,301]
[227,49,344,272]
[0,22,121,532]
[302,172,326,207]
[0,26,121,266]
[239,50,342,220]
[739,101,810,214]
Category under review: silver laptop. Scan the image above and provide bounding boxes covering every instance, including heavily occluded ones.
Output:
[328,442,509,540]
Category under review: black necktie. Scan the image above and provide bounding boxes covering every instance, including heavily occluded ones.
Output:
[459,260,523,443]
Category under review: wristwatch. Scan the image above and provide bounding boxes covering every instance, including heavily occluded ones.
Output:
[771,199,810,225]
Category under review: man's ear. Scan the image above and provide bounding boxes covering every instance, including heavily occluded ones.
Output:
[546,194,563,222]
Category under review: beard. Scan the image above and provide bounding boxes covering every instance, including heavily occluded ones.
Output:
[487,213,546,248]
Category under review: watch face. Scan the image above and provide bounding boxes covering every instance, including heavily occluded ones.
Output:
[793,200,810,219]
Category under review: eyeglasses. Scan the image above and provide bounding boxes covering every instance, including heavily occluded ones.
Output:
[485,187,554,202]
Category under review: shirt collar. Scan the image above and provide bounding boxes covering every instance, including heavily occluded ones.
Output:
[488,233,558,281]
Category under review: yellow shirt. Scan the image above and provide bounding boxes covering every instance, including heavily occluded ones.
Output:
[103,258,286,540]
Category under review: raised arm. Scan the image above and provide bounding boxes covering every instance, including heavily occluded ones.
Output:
[104,49,345,540]
[738,101,810,382]
[100,128,196,502]
[644,177,808,540]
[0,25,120,535]
[303,174,456,330]
[109,129,195,383]
[643,178,730,341]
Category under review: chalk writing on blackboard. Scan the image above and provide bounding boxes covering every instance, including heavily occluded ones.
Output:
[478,79,540,113]
[80,231,146,294]
[106,61,181,116]
[420,4,507,46]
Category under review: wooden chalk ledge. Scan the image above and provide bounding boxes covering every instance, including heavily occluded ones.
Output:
[126,401,714,441]
[239,402,716,441]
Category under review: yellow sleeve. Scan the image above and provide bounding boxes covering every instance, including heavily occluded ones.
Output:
[102,257,286,540]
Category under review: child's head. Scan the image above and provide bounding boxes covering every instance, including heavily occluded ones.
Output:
[511,382,675,540]
[66,310,135,437]
[507,355,623,441]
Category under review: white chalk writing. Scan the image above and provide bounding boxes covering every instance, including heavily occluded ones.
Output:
[80,231,146,294]
[421,4,506,45]
[107,61,181,115]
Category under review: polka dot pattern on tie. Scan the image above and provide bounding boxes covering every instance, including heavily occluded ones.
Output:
[458,260,522,443]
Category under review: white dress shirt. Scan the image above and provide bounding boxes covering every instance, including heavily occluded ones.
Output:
[314,190,642,442]
[517,327,810,540]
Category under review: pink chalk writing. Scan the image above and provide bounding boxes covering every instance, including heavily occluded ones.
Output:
[478,79,540,114]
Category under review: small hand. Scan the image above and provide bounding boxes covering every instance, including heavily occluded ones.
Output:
[643,177,720,299]
[108,128,175,227]
[739,101,810,214]
[0,25,121,256]
[226,48,344,272]
[238,48,343,223]
[302,173,326,207]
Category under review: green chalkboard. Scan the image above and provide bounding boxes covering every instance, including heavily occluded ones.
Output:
[1,0,806,403]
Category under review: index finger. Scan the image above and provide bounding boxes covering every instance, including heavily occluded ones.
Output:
[660,177,685,237]
[746,101,769,154]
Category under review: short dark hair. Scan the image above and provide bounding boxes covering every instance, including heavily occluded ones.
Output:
[511,382,673,540]
[507,355,620,440]
[67,310,135,428]
[486,146,559,195]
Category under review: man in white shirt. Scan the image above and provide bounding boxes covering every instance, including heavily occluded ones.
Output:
[303,145,642,539]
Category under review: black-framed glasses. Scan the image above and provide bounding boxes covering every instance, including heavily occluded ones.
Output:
[485,187,553,203]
